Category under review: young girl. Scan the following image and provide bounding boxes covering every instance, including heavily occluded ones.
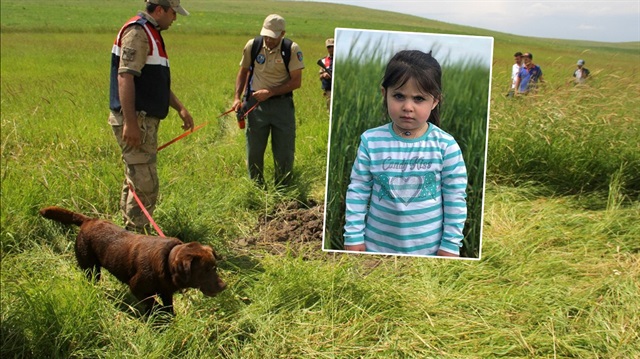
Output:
[343,50,467,257]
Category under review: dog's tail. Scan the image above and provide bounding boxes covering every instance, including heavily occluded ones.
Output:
[39,206,92,226]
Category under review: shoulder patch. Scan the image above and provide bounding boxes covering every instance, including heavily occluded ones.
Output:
[122,47,136,61]
[297,51,303,62]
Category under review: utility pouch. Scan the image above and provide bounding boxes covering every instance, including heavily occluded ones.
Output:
[137,111,147,144]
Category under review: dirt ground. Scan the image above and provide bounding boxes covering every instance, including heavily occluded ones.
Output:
[233,200,325,259]
[231,200,395,272]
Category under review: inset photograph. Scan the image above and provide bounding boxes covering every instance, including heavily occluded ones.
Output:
[323,28,493,259]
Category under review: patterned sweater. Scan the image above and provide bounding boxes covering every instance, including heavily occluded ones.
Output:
[343,123,467,255]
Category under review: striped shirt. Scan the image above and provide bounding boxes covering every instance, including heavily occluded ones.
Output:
[343,123,467,256]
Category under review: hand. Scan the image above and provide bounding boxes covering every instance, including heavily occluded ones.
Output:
[436,249,459,258]
[252,89,271,102]
[232,99,242,113]
[320,72,331,80]
[122,122,142,147]
[178,108,194,131]
[344,244,366,252]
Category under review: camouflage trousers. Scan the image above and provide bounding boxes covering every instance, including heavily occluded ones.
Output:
[109,111,160,232]
[323,89,331,109]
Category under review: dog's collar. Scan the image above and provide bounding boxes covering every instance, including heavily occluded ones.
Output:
[168,244,179,263]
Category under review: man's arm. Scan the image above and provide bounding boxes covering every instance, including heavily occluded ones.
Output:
[514,76,522,93]
[232,67,251,111]
[117,25,148,147]
[170,91,194,131]
[118,73,141,147]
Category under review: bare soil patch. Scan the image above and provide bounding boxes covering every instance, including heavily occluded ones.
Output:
[234,200,325,259]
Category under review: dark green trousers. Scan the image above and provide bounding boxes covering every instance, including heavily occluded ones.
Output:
[245,95,296,186]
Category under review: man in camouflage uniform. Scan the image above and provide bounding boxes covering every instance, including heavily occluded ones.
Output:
[109,0,193,232]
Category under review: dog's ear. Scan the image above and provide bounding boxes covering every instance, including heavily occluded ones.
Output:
[171,246,193,287]
[177,257,192,285]
[205,245,223,261]
[213,250,223,261]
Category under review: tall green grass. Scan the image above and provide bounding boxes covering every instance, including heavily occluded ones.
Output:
[3,186,638,358]
[488,42,640,201]
[324,37,490,258]
[488,75,640,199]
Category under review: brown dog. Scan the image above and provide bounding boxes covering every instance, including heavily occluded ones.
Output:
[39,206,226,315]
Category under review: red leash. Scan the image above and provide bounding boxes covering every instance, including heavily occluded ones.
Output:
[157,122,208,152]
[235,101,260,129]
[156,105,253,151]
[127,182,165,237]
[217,108,235,118]
[241,101,260,119]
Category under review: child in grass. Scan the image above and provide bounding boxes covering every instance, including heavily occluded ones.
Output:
[343,50,467,257]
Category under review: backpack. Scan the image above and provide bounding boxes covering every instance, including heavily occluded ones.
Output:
[245,35,293,99]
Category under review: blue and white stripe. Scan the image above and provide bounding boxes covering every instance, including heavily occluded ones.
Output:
[344,122,467,255]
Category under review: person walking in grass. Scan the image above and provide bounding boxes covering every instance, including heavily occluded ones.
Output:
[515,52,544,94]
[232,14,305,188]
[573,59,590,84]
[343,50,468,257]
[319,38,334,108]
[109,0,194,232]
[507,51,523,97]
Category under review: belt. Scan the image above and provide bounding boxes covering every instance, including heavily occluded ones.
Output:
[271,92,293,99]
[251,91,293,100]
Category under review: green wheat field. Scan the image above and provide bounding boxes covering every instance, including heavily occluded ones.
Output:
[2,0,639,358]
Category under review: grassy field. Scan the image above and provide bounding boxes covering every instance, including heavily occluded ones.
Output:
[2,0,639,358]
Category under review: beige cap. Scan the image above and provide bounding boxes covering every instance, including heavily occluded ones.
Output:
[325,38,334,47]
[260,14,285,38]
[147,0,189,16]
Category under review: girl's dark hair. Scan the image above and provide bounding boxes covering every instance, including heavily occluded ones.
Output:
[381,50,442,126]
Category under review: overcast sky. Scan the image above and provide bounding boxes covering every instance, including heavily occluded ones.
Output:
[335,28,494,67]
[300,0,640,43]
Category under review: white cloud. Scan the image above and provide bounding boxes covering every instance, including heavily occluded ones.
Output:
[578,24,600,31]
[301,0,640,42]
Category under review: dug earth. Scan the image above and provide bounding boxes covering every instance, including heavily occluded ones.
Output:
[235,200,324,257]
